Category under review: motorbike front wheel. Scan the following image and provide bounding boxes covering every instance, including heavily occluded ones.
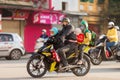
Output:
[27,56,47,78]
[71,54,90,76]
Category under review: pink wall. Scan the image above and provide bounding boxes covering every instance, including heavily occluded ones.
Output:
[24,12,51,52]
[24,24,51,52]
[24,10,63,52]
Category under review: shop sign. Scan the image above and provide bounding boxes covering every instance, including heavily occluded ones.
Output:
[33,12,65,24]
[12,10,29,20]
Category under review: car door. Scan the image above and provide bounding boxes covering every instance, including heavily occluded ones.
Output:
[0,34,13,56]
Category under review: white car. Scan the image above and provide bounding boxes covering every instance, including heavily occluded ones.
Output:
[0,32,25,60]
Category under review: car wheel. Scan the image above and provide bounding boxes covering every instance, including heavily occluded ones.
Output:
[10,49,22,60]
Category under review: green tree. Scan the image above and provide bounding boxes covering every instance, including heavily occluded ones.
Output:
[108,0,120,26]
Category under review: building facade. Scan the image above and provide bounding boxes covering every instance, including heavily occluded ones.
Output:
[79,0,108,34]
[52,0,87,28]
[0,0,64,52]
[0,0,33,39]
[0,0,109,52]
[52,0,108,34]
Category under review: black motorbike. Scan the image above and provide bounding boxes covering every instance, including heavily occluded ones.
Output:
[90,34,120,65]
[26,37,91,78]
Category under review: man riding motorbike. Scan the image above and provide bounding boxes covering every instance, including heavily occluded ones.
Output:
[57,17,77,67]
[27,26,91,78]
[106,22,118,56]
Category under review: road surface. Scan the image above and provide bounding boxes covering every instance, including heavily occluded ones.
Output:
[0,59,120,80]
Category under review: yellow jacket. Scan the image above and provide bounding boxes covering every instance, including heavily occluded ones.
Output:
[106,28,118,42]
[82,32,92,45]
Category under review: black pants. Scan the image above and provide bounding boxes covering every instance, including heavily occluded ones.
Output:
[57,43,78,66]
[78,45,85,60]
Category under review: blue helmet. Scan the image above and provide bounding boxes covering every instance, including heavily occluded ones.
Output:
[50,27,58,36]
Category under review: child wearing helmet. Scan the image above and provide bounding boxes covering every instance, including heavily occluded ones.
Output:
[47,27,64,50]
[79,17,92,45]
[50,27,59,36]
[106,22,118,55]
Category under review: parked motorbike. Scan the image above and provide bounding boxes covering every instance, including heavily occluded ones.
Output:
[27,37,91,78]
[90,34,120,65]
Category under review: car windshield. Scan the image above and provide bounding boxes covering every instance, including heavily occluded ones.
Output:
[0,34,13,42]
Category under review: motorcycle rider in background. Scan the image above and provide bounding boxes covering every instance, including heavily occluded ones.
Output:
[106,22,118,56]
[34,29,48,51]
[40,29,48,39]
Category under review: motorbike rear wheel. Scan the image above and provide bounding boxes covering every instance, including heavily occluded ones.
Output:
[27,56,47,78]
[90,51,102,65]
[71,54,90,76]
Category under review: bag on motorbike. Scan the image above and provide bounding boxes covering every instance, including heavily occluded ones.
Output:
[76,33,84,43]
[106,50,110,58]
[89,30,96,46]
[51,49,60,62]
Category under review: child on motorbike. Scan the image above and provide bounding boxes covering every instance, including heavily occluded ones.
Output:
[77,17,92,64]
[74,28,84,57]
[46,27,64,50]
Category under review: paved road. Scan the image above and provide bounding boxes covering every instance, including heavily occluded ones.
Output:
[0,59,120,80]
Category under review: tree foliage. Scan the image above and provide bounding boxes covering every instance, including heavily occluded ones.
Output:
[107,0,120,26]
[108,0,120,15]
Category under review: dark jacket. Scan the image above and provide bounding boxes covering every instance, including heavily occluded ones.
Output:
[64,32,77,44]
[59,24,74,42]
[46,33,64,50]
[40,34,48,39]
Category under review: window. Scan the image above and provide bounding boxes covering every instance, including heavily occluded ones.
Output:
[98,7,102,12]
[2,9,12,17]
[89,0,94,3]
[80,5,84,10]
[62,2,67,11]
[80,0,94,3]
[88,5,93,11]
[0,34,13,42]
[80,0,88,2]
[98,0,105,4]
